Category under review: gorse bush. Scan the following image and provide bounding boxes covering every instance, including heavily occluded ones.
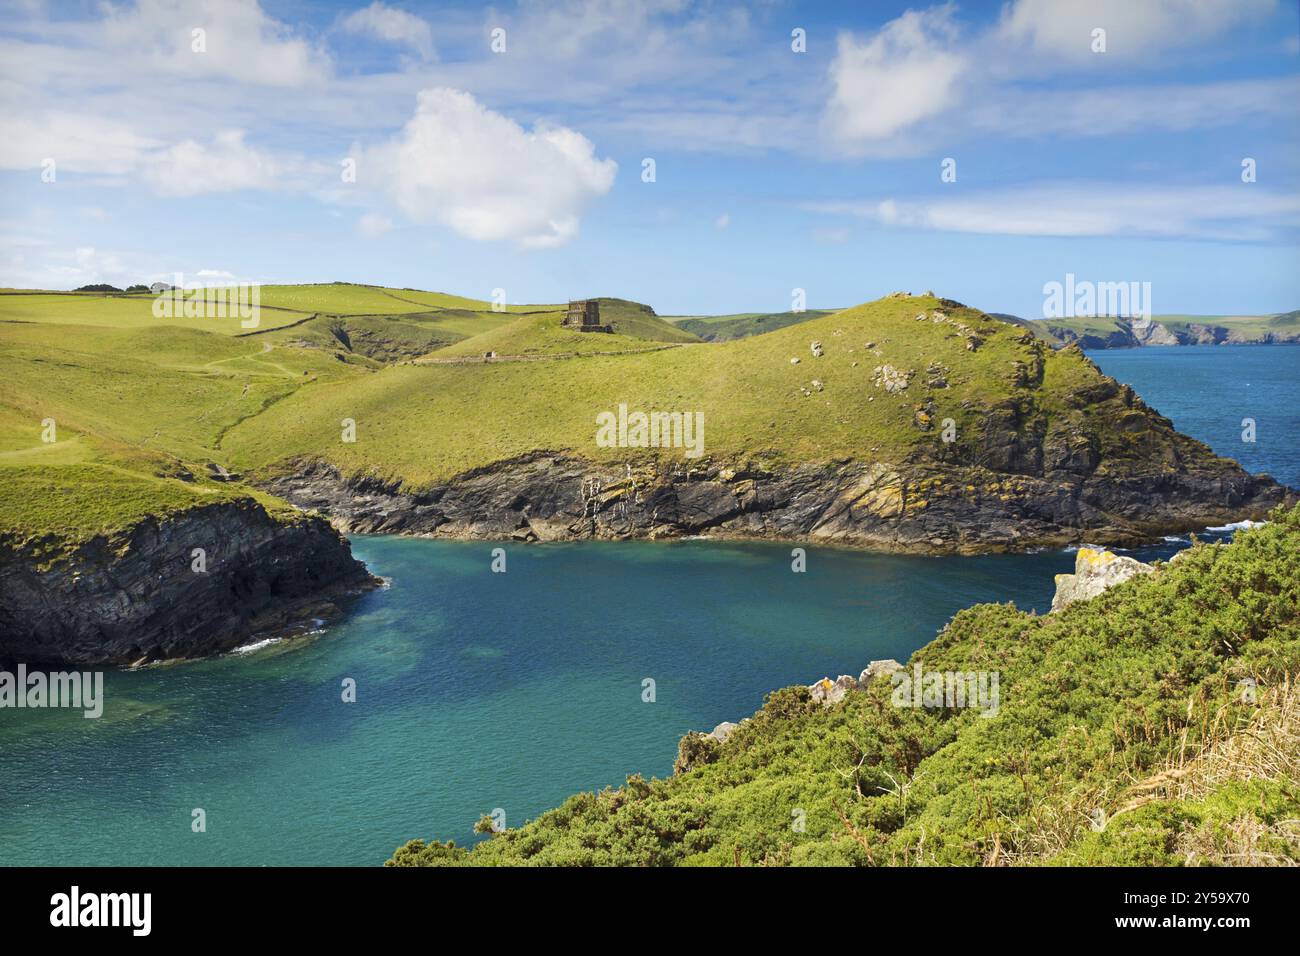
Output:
[388,506,1300,866]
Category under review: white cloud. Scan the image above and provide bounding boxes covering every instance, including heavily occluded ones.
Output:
[341,2,434,59]
[144,130,280,196]
[363,88,617,248]
[824,6,967,149]
[714,213,730,230]
[99,0,329,87]
[358,212,393,238]
[0,112,163,174]
[804,183,1300,241]
[820,1,1289,153]
[998,0,1276,61]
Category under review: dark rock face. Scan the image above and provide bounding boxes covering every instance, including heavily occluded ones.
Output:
[249,339,1290,556]
[0,500,376,667]
[260,440,1290,557]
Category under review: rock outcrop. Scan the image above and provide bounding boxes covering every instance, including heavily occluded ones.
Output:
[0,500,377,667]
[704,721,739,743]
[872,364,913,393]
[1050,547,1154,612]
[259,434,1290,555]
[808,660,904,707]
[675,658,905,773]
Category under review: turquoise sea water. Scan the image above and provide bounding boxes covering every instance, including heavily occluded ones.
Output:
[0,345,1294,866]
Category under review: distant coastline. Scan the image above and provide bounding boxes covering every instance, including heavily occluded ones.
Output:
[987,311,1300,350]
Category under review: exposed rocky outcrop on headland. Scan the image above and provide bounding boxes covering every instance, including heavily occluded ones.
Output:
[260,428,1290,555]
[674,659,905,773]
[0,500,377,667]
[1050,547,1154,612]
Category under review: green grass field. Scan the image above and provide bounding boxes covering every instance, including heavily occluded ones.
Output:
[425,314,692,362]
[588,299,701,343]
[259,310,518,363]
[219,294,1092,487]
[665,309,839,341]
[0,310,368,541]
[0,292,311,334]
[254,283,513,315]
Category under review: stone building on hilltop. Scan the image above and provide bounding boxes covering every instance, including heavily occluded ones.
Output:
[562,299,613,333]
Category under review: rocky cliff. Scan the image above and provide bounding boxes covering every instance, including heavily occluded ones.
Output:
[0,499,376,667]
[260,426,1289,555]
[255,341,1292,554]
[1045,315,1300,349]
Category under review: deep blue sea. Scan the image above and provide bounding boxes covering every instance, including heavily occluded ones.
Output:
[1090,345,1298,488]
[0,345,1294,866]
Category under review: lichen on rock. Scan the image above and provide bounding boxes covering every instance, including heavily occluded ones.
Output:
[1050,546,1154,612]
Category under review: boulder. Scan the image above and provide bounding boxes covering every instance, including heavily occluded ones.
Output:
[1051,547,1154,612]
[810,341,824,357]
[859,659,904,686]
[705,721,739,744]
[205,461,242,482]
[807,663,904,707]
[809,674,859,706]
[872,364,913,394]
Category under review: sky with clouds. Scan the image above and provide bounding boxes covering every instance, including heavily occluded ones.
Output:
[1,0,1297,316]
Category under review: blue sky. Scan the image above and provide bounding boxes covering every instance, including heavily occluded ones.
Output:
[1,0,1298,316]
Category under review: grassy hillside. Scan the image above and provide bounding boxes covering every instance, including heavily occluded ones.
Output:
[0,284,705,542]
[0,315,367,544]
[424,305,697,361]
[666,309,838,341]
[221,293,1097,486]
[258,310,516,363]
[388,506,1300,867]
[0,291,311,334]
[0,465,258,552]
[253,283,508,315]
[591,299,702,343]
[987,313,1062,344]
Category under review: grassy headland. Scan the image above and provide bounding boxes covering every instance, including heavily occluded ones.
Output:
[1,286,1287,551]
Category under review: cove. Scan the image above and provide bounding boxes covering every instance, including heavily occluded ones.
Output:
[0,533,1207,867]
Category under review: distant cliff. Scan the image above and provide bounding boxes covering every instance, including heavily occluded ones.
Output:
[1038,311,1300,349]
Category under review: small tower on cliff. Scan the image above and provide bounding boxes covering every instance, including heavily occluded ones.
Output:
[562,299,612,333]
